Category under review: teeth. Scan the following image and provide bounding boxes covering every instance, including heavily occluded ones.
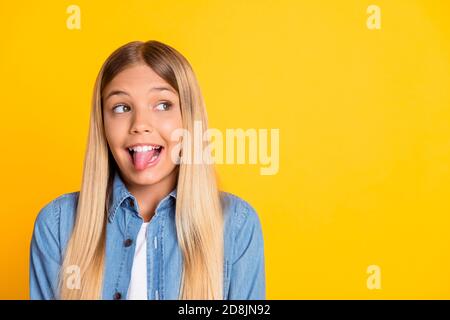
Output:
[128,145,161,153]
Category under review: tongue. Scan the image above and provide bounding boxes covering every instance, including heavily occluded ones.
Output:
[133,149,158,170]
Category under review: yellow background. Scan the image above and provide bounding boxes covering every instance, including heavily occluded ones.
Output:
[0,0,449,299]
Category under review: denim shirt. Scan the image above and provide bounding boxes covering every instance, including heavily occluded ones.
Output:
[30,171,266,300]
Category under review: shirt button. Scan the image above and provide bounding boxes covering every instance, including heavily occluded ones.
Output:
[123,238,133,247]
[113,292,122,300]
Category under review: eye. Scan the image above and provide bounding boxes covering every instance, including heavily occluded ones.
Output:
[113,104,131,113]
[155,102,172,111]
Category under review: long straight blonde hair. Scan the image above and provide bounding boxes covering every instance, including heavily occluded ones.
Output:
[58,41,224,300]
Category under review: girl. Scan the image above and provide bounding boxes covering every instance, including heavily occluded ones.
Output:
[30,40,265,300]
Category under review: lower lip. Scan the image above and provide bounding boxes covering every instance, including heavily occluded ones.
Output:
[127,147,164,171]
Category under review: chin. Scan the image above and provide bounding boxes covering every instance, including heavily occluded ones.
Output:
[122,163,178,186]
[125,170,164,186]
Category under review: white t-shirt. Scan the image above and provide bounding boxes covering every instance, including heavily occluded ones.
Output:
[127,222,149,300]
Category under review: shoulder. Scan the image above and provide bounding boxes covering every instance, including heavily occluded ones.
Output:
[33,192,79,248]
[35,192,79,224]
[219,191,264,261]
[219,191,261,229]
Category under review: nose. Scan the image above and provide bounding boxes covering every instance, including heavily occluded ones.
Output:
[130,109,154,134]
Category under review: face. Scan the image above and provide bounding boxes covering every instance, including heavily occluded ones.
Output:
[102,63,183,187]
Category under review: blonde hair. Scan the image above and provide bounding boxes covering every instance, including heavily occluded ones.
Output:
[58,41,224,299]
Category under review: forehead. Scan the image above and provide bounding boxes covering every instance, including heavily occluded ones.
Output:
[103,63,176,94]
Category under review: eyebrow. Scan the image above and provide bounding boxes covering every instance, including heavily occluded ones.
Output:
[104,86,176,101]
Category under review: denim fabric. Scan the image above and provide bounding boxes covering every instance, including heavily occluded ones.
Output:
[30,171,266,300]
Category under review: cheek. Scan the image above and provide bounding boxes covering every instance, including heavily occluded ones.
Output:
[158,116,183,146]
[104,118,128,147]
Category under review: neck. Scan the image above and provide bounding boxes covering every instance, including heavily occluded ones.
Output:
[123,167,179,222]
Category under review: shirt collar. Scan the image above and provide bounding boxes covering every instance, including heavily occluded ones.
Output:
[108,170,177,222]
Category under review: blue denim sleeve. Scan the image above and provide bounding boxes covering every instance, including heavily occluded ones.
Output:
[29,199,61,300]
[228,200,266,300]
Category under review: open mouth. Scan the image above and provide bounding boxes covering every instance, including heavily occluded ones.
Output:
[127,145,164,171]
